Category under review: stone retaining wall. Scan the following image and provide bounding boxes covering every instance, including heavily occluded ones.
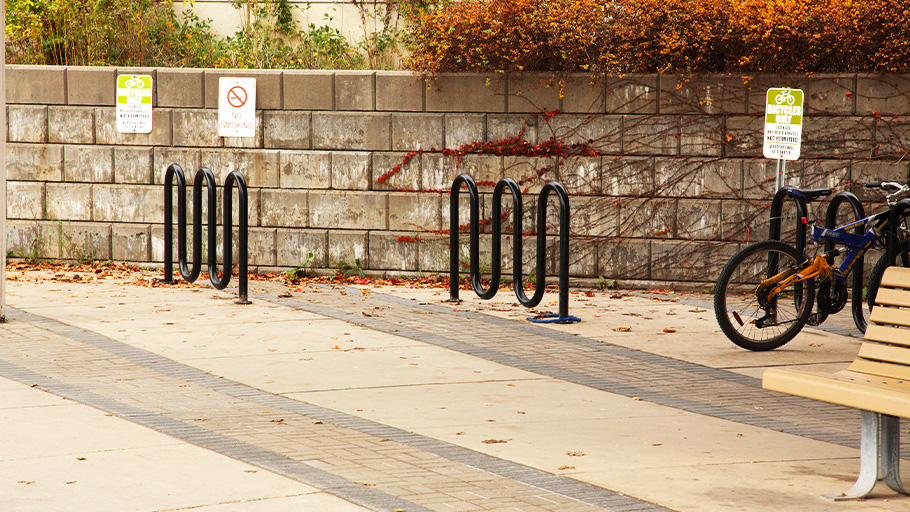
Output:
[6,65,910,286]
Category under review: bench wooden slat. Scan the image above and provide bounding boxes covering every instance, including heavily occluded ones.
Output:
[869,306,910,328]
[863,324,910,347]
[873,287,910,308]
[877,265,910,288]
[847,358,910,381]
[764,367,910,418]
[857,342,910,366]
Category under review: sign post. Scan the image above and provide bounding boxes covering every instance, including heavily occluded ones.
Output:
[218,77,256,138]
[1,1,6,322]
[763,88,804,190]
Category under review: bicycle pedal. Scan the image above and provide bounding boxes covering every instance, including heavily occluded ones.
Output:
[806,314,820,326]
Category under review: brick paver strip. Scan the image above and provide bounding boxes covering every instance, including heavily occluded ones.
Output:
[1,307,668,512]
[264,284,874,452]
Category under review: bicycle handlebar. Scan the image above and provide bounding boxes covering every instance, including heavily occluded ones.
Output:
[866,181,904,191]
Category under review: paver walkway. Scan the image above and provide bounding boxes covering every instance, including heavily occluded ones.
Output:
[3,271,909,511]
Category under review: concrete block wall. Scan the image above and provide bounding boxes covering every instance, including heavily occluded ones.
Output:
[7,65,910,286]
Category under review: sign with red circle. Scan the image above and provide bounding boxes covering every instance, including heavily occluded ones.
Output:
[218,77,257,137]
[227,86,247,108]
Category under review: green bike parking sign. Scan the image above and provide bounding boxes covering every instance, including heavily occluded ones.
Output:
[763,88,803,160]
[116,75,153,134]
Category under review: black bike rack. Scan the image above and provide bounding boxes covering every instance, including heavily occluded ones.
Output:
[163,163,250,304]
[448,174,580,324]
[887,198,910,266]
[824,192,866,332]
[766,186,811,314]
[768,185,810,254]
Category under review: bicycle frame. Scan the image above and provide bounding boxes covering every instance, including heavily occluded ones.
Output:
[758,210,889,295]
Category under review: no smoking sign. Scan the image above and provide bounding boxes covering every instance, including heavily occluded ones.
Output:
[218,77,256,137]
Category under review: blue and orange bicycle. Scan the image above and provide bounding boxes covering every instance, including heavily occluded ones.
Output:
[714,182,910,351]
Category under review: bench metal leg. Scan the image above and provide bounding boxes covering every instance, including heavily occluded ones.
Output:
[881,414,909,495]
[825,411,909,500]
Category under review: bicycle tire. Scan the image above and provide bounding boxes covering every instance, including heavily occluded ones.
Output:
[868,240,910,313]
[714,240,815,351]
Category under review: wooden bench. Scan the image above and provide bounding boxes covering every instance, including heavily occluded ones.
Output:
[763,266,910,500]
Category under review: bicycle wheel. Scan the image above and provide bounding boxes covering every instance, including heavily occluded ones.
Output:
[868,240,910,312]
[714,240,815,351]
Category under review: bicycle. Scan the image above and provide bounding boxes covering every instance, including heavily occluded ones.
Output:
[714,182,910,351]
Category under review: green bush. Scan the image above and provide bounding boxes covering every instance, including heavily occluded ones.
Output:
[5,0,221,66]
[4,0,395,70]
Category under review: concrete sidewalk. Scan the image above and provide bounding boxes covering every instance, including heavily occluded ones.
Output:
[1,266,907,512]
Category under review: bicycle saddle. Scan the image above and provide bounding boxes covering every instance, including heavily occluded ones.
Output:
[785,187,833,202]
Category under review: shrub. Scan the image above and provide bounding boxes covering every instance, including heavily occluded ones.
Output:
[406,0,616,74]
[406,0,910,74]
[5,0,221,67]
[5,0,392,70]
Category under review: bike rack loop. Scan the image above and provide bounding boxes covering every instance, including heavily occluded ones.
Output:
[824,192,865,332]
[163,163,250,304]
[887,198,910,266]
[767,186,811,289]
[448,174,580,323]
[768,185,810,254]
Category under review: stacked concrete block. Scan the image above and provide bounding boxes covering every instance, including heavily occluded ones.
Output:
[5,65,904,286]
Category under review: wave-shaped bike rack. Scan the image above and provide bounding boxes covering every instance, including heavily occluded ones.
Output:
[163,163,251,304]
[887,198,910,265]
[769,186,868,332]
[448,174,580,324]
[768,185,811,255]
[823,191,865,332]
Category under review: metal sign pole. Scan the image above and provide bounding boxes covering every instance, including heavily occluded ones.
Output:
[775,159,786,190]
[1,1,7,323]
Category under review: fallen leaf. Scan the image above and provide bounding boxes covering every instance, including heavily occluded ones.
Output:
[558,465,575,470]
[356,482,377,486]
[482,439,509,444]
[662,328,677,333]
[566,451,586,456]
[270,418,285,423]
[652,443,662,446]
[584,291,595,297]
[18,481,35,485]
[614,326,631,332]
[277,292,292,298]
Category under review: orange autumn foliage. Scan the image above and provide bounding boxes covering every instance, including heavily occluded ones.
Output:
[406,0,910,74]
